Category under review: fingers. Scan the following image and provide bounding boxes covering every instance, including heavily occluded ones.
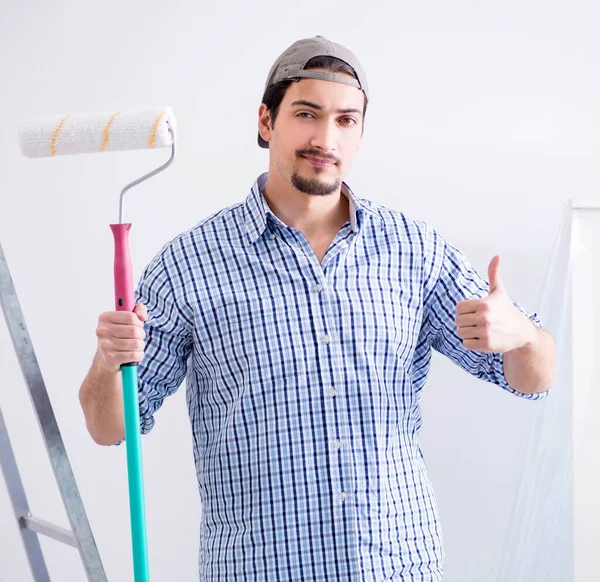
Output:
[95,304,148,372]
[456,325,481,340]
[96,318,145,340]
[98,303,147,326]
[99,310,145,327]
[455,313,480,327]
[98,337,146,352]
[134,303,148,322]
[99,349,145,372]
[455,298,490,315]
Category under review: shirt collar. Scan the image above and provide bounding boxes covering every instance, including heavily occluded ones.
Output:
[244,172,382,245]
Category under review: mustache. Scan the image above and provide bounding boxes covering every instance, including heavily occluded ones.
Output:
[296,149,340,164]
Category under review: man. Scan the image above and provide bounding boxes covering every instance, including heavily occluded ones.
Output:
[79,36,556,581]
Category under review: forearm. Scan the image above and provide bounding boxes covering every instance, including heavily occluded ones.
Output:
[78,348,125,445]
[503,325,556,394]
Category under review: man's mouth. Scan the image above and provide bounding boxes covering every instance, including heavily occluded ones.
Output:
[301,155,336,168]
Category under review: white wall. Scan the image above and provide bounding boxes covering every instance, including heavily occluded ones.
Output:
[0,0,598,580]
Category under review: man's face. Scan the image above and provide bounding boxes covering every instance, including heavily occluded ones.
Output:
[259,72,365,196]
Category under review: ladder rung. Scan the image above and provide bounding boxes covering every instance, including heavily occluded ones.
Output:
[20,514,78,548]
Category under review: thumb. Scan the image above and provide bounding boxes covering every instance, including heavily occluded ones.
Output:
[134,303,148,322]
[488,255,505,295]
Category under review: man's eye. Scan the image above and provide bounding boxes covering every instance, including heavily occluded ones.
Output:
[298,112,315,119]
[340,117,357,126]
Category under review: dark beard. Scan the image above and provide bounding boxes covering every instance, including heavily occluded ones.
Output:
[291,170,340,196]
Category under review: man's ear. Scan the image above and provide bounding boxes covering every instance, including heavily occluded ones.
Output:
[258,104,272,144]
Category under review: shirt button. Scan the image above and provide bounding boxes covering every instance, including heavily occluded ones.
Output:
[270,232,276,239]
[316,283,323,293]
[323,333,331,344]
[334,440,342,450]
[339,492,347,501]
[329,388,337,396]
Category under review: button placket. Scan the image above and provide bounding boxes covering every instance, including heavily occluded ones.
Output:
[312,264,354,509]
[326,339,354,507]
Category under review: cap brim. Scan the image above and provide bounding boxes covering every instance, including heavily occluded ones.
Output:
[258,132,269,148]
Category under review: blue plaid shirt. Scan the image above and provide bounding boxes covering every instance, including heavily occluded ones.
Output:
[134,172,545,581]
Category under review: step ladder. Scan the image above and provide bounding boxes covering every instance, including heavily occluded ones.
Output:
[0,241,107,581]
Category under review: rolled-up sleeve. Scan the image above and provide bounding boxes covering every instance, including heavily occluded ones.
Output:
[134,249,193,434]
[421,224,547,400]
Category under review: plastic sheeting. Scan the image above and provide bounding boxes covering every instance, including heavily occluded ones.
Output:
[495,201,600,581]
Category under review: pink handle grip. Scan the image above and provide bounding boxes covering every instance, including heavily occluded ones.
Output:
[110,223,135,312]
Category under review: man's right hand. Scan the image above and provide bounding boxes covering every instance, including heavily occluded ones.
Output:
[95,303,148,373]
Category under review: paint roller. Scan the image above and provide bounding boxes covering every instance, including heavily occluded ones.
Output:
[18,107,178,582]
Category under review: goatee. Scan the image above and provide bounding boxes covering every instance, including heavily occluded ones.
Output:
[291,171,340,196]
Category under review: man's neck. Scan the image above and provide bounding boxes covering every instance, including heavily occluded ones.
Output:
[261,173,350,240]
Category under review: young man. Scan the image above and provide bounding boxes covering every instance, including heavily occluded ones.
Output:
[79,35,556,581]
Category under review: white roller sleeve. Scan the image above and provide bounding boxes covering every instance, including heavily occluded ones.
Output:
[18,107,176,158]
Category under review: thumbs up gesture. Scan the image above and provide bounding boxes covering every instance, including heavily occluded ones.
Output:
[454,255,537,353]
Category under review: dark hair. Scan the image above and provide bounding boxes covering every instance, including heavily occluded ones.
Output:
[261,56,367,130]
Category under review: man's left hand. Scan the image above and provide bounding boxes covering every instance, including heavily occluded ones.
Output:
[454,255,538,354]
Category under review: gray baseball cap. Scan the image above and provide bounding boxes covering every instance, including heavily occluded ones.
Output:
[258,35,368,148]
